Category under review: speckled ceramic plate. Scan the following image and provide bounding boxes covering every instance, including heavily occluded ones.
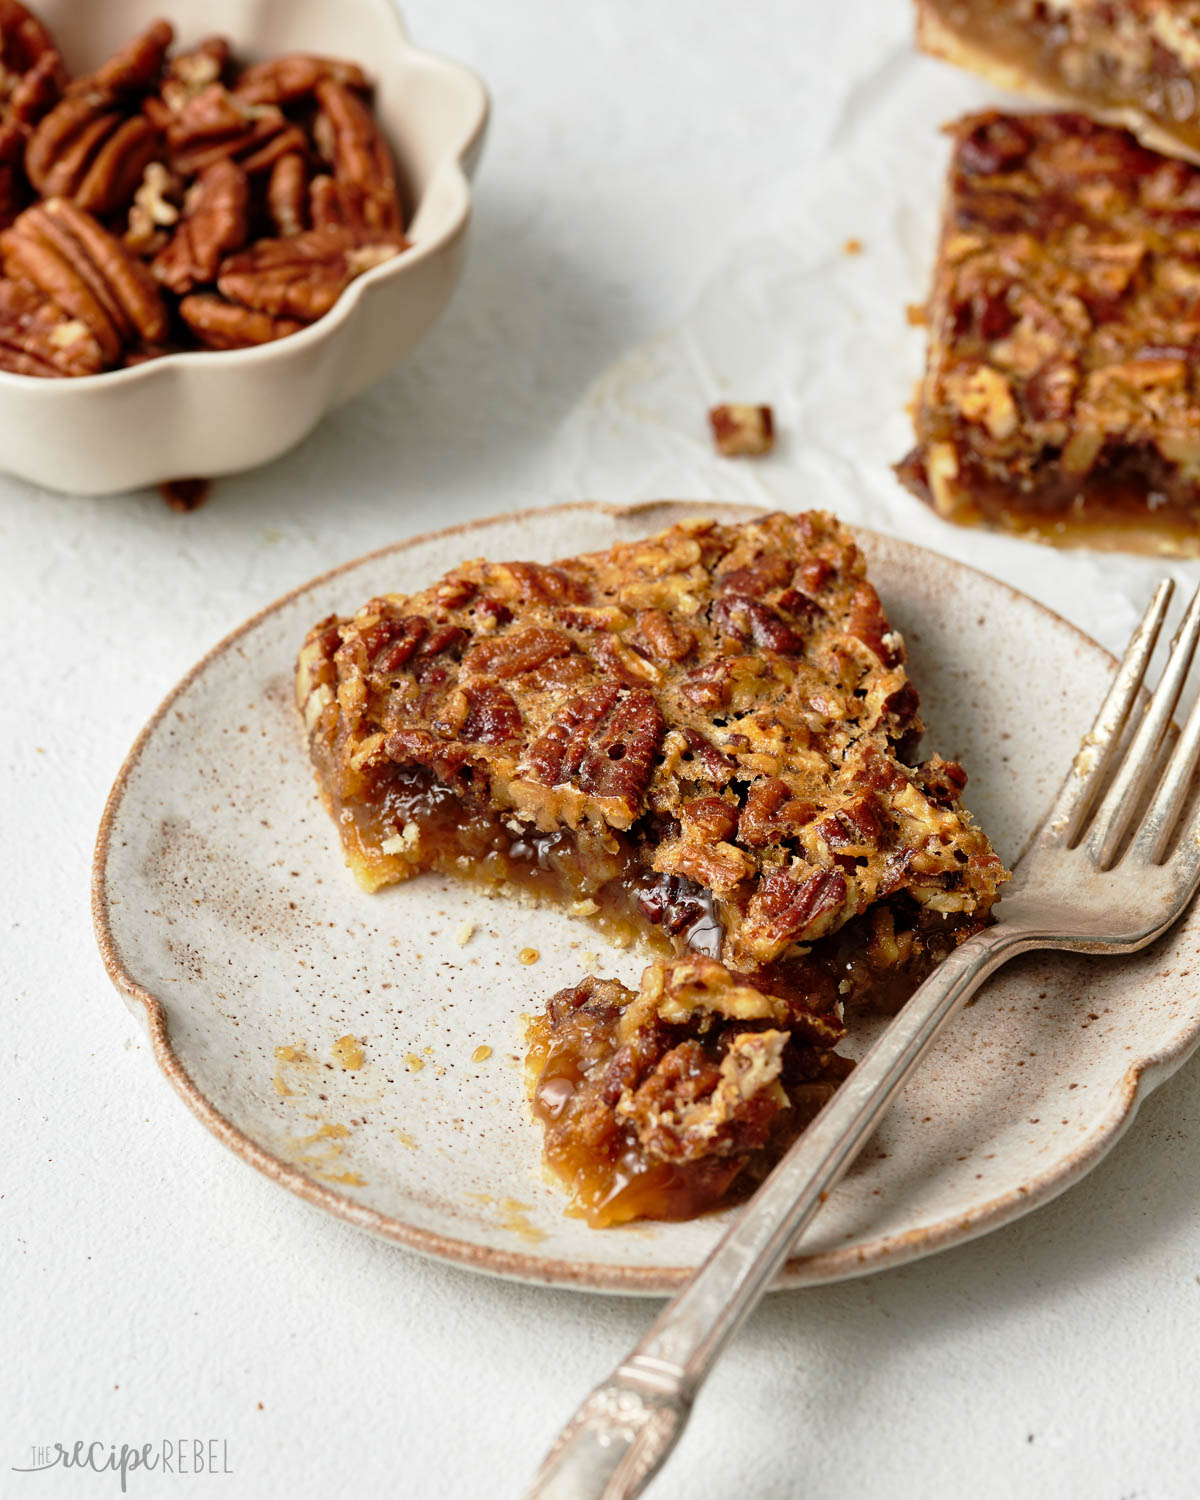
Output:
[92,501,1200,1292]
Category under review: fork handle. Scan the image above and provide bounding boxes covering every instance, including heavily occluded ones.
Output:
[526,921,1032,1500]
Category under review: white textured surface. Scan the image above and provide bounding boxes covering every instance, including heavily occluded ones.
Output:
[5,1,1200,1497]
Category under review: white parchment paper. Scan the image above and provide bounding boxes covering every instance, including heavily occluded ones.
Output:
[545,27,1200,661]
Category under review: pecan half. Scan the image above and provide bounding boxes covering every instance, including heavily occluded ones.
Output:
[737,778,815,847]
[1,197,168,362]
[152,158,248,293]
[636,608,695,662]
[0,0,64,203]
[521,683,665,823]
[68,19,173,98]
[312,79,402,233]
[462,625,575,679]
[4,46,63,134]
[235,53,369,107]
[266,151,307,237]
[712,593,806,655]
[176,292,303,349]
[163,83,305,177]
[738,866,848,963]
[0,275,102,375]
[24,20,170,214]
[459,683,523,746]
[215,223,404,323]
[0,0,61,78]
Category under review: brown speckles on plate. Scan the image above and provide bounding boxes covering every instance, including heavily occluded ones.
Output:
[91,500,1200,1293]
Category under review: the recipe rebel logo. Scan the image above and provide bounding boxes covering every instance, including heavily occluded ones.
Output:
[13,1439,233,1491]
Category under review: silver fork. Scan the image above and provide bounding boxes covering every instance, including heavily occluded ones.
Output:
[527,577,1200,1500]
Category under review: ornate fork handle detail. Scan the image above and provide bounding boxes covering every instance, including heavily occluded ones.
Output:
[531,1364,691,1500]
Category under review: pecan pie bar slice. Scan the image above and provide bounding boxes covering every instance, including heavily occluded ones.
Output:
[525,956,852,1226]
[897,112,1200,551]
[915,0,1200,164]
[296,512,1007,1015]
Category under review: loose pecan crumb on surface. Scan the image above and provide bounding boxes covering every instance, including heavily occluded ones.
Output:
[709,403,775,457]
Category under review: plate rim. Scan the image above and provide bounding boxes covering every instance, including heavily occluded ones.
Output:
[91,498,1200,1292]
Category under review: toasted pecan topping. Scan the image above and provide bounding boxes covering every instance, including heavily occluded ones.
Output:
[899,110,1200,541]
[296,512,1007,975]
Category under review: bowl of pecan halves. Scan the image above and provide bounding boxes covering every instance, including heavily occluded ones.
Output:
[0,0,488,493]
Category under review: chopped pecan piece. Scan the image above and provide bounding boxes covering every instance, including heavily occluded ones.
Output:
[123,160,181,256]
[158,36,230,112]
[847,582,903,666]
[0,275,102,375]
[737,778,815,848]
[152,158,248,293]
[680,795,739,843]
[215,223,404,323]
[914,754,969,809]
[709,403,775,456]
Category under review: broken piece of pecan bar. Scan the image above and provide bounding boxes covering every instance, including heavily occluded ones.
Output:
[916,0,1200,163]
[525,957,851,1226]
[897,111,1200,551]
[297,511,1006,1018]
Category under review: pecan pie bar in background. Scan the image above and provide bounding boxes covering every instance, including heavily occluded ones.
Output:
[915,0,1200,163]
[897,111,1200,552]
[296,513,1008,1223]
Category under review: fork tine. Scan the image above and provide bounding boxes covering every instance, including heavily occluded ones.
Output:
[1086,582,1200,868]
[1130,659,1200,864]
[1038,578,1173,848]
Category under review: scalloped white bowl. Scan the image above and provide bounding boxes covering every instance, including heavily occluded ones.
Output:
[0,0,488,494]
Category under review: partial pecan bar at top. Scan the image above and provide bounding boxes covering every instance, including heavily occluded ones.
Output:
[526,956,852,1226]
[896,111,1200,551]
[295,511,1007,1012]
[915,0,1200,164]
